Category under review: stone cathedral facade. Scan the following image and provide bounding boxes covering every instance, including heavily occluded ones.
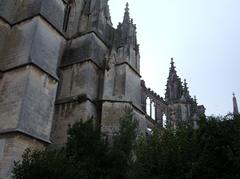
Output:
[0,0,204,178]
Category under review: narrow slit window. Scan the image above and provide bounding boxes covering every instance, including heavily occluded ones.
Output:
[63,4,71,32]
[152,102,155,120]
[146,97,151,116]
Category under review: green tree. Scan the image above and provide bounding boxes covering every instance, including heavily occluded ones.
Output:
[133,121,196,179]
[192,115,240,178]
[107,110,139,179]
[12,113,240,179]
[12,148,70,179]
[133,115,240,179]
[12,111,139,179]
[12,119,109,179]
[65,119,110,179]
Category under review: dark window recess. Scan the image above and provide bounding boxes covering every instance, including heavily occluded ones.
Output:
[63,5,71,32]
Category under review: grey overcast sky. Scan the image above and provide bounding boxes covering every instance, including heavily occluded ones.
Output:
[108,0,240,116]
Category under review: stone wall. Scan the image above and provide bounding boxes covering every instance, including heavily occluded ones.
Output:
[0,133,45,179]
[51,100,97,148]
[0,1,66,177]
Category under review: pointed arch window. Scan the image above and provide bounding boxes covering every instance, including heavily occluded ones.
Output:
[146,97,151,116]
[152,102,156,120]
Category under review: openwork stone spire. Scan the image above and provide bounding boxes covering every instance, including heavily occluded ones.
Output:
[233,93,239,115]
[116,2,138,50]
[165,58,183,103]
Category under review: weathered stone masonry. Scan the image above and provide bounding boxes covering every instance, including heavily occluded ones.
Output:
[0,0,204,178]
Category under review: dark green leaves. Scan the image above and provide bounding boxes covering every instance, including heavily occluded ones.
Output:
[12,114,240,179]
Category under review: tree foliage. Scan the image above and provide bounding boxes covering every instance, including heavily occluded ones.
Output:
[107,111,138,179]
[12,114,240,179]
[133,115,240,179]
[12,111,139,179]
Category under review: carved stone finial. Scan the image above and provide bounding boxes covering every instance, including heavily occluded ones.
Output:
[170,58,175,69]
[233,92,239,115]
[194,96,197,103]
[123,2,130,23]
[126,2,129,9]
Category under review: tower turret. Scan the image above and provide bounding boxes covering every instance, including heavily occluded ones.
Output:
[233,93,239,115]
[100,3,142,138]
[115,3,140,72]
[165,58,183,103]
[117,3,138,48]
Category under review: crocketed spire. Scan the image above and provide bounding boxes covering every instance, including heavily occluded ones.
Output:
[116,2,138,49]
[123,3,130,23]
[165,58,183,103]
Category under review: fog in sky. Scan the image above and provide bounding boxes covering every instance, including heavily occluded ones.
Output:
[109,0,240,116]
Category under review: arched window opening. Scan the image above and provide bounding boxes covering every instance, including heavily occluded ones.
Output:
[146,97,151,116]
[152,102,156,120]
[163,114,167,128]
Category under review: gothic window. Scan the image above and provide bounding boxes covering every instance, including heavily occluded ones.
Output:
[152,102,156,120]
[146,97,151,116]
[162,114,167,127]
[146,97,156,120]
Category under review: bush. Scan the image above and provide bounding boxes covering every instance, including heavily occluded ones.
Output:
[12,114,240,179]
[12,111,139,179]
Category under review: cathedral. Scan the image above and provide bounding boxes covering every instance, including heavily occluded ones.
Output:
[0,0,204,178]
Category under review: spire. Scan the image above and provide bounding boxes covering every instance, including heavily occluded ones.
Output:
[104,0,112,25]
[194,95,197,103]
[123,2,130,23]
[233,93,239,115]
[171,57,174,65]
[183,79,188,89]
[170,58,176,73]
[117,2,138,50]
[165,58,183,103]
[167,58,179,82]
[183,79,190,99]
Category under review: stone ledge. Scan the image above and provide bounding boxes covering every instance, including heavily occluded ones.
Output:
[2,63,59,81]
[100,99,145,115]
[0,128,51,144]
[55,94,96,105]
[0,15,65,39]
[0,16,114,46]
[60,58,102,70]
